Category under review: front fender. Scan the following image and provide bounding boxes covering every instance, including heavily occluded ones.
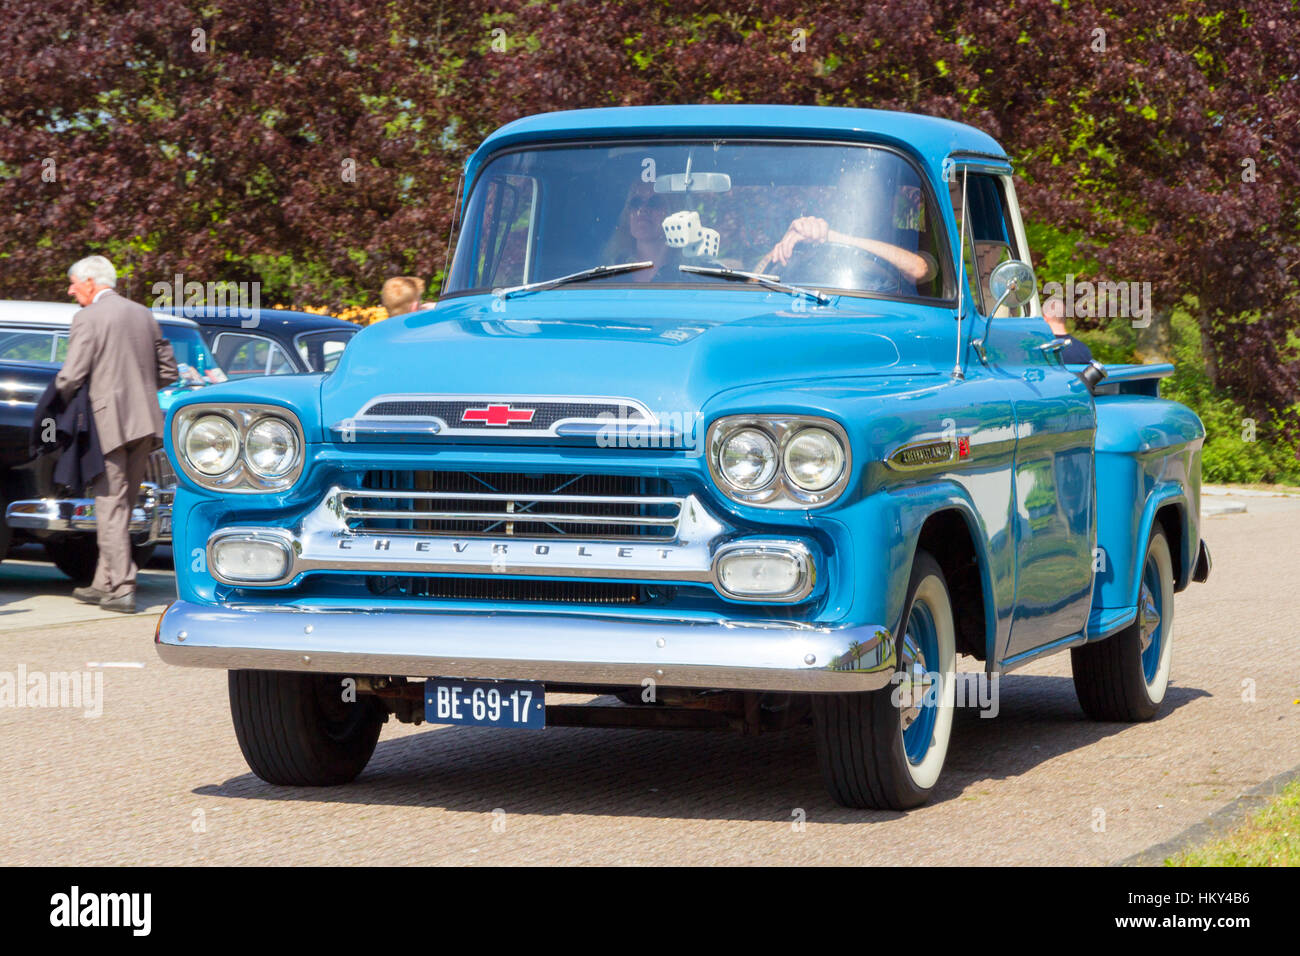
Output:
[814,477,1003,662]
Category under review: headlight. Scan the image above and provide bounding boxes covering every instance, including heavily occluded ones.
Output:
[718,428,778,490]
[713,543,814,601]
[245,417,298,478]
[707,415,851,508]
[783,427,845,491]
[173,404,305,493]
[209,532,292,584]
[183,415,240,476]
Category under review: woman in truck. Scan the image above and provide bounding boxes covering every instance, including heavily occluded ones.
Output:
[600,181,684,282]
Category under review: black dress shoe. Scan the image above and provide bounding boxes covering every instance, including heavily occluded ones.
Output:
[73,586,108,605]
[100,593,136,614]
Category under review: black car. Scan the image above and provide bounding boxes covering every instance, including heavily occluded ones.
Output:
[1,301,226,580]
[162,307,358,378]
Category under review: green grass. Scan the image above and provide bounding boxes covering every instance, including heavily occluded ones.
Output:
[1165,779,1300,866]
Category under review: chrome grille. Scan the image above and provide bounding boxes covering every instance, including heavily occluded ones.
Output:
[346,472,680,540]
[145,449,177,489]
[366,576,645,605]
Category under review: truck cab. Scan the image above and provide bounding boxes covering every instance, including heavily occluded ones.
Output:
[156,106,1210,809]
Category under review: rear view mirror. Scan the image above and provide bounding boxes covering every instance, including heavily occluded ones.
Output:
[989,259,1036,313]
[654,172,731,194]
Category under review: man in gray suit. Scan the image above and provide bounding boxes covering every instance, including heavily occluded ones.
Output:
[57,255,178,613]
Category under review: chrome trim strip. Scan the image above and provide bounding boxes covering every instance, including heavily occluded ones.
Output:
[342,507,681,526]
[155,600,893,693]
[330,418,441,436]
[334,393,658,439]
[5,482,172,543]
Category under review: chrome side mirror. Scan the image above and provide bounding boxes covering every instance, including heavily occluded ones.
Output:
[989,259,1036,315]
[972,259,1036,364]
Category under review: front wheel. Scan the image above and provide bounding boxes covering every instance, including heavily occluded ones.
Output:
[812,549,957,809]
[1071,528,1175,721]
[228,670,386,786]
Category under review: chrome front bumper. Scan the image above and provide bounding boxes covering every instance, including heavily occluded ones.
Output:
[155,600,895,693]
[5,482,174,544]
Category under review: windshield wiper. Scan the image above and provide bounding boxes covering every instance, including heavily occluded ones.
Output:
[495,261,654,299]
[679,264,831,305]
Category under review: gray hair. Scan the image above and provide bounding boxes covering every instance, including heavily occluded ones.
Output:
[67,255,117,288]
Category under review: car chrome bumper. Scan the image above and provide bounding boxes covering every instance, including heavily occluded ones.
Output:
[154,600,895,693]
[5,482,173,544]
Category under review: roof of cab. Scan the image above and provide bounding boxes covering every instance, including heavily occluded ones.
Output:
[465,104,1008,190]
[0,299,197,328]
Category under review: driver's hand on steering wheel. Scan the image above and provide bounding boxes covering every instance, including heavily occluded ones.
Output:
[767,216,829,267]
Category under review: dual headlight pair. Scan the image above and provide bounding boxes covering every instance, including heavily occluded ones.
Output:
[173,404,305,492]
[707,415,850,508]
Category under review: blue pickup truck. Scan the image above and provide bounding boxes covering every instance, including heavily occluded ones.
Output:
[156,106,1210,809]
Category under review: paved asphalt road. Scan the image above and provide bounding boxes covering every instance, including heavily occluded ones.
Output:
[1,495,1297,866]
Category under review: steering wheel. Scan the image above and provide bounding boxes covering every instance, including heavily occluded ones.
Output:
[753,240,905,294]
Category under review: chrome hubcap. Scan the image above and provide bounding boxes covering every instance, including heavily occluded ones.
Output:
[898,630,932,732]
[1138,581,1160,652]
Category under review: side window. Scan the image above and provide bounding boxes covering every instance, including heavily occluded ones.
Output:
[214,333,295,377]
[472,173,537,289]
[0,330,61,363]
[295,331,354,372]
[949,173,1024,316]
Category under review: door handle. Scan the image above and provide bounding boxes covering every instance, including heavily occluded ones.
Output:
[1039,338,1069,366]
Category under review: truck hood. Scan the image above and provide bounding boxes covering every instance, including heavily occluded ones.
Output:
[321,289,948,427]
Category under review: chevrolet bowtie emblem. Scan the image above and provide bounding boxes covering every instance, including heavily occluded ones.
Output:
[461,404,537,426]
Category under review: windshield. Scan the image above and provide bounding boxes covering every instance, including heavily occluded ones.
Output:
[446,140,952,301]
[161,324,227,386]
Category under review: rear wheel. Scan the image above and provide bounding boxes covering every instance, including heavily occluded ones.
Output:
[0,493,11,560]
[44,535,98,586]
[1071,528,1175,721]
[228,670,386,786]
[45,536,157,585]
[812,549,956,809]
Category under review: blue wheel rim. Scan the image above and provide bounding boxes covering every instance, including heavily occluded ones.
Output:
[900,600,939,765]
[1139,557,1164,684]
